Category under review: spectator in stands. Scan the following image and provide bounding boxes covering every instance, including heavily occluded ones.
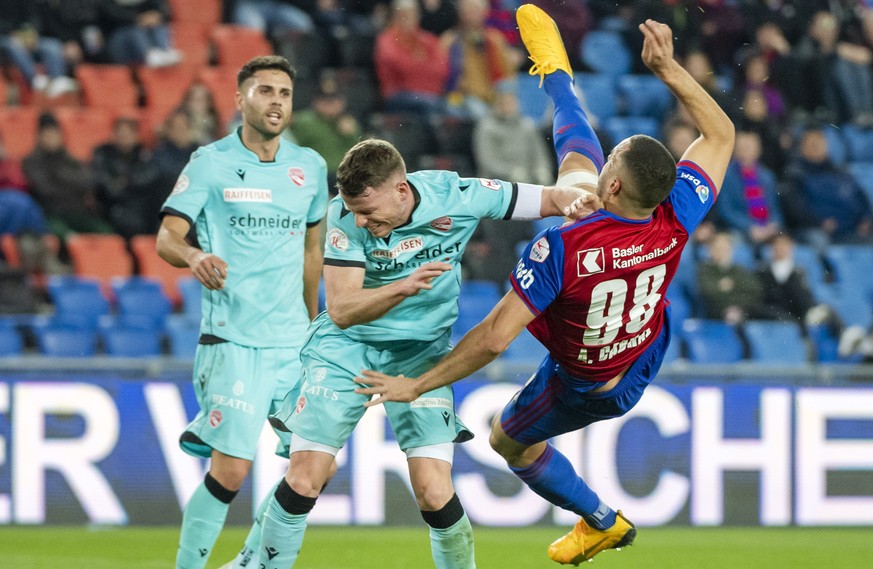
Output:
[288,83,361,194]
[683,49,733,114]
[233,0,315,39]
[698,232,769,324]
[717,129,784,248]
[92,117,162,238]
[34,0,105,67]
[22,112,111,239]
[0,1,77,98]
[375,0,449,118]
[735,90,789,174]
[738,52,786,121]
[663,120,699,162]
[783,126,873,247]
[181,83,224,145]
[687,0,747,72]
[418,0,457,36]
[153,109,199,203]
[98,0,181,67]
[441,0,515,120]
[1,133,49,237]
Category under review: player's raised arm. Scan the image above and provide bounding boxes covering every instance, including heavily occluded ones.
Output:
[639,19,734,192]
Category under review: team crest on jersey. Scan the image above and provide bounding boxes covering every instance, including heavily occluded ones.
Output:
[529,237,550,263]
[209,410,222,427]
[327,228,349,251]
[478,178,501,191]
[696,184,710,203]
[295,396,306,415]
[430,216,453,231]
[577,248,605,277]
[171,174,189,195]
[232,380,244,396]
[288,167,305,187]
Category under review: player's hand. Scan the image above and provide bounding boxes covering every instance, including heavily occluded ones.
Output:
[563,191,603,220]
[639,19,676,75]
[354,370,420,407]
[188,251,229,290]
[397,261,452,297]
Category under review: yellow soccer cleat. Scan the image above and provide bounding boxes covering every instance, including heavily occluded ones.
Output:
[547,511,636,565]
[516,4,574,86]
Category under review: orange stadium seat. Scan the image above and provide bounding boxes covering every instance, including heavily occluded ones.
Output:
[0,78,7,105]
[66,233,134,297]
[138,64,198,111]
[0,106,39,160]
[75,64,139,109]
[130,234,189,307]
[198,66,239,126]
[211,25,273,69]
[171,22,211,67]
[168,0,222,26]
[53,107,114,161]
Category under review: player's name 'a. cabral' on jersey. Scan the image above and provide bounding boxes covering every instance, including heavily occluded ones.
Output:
[324,170,534,343]
[162,130,328,348]
[511,161,717,382]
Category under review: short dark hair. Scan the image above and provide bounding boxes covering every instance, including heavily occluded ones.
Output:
[619,135,677,208]
[237,55,296,87]
[336,139,406,197]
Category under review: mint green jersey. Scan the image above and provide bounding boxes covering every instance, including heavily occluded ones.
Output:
[323,170,518,342]
[162,129,328,348]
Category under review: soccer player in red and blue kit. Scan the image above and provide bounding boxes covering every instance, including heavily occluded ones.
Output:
[356,4,734,566]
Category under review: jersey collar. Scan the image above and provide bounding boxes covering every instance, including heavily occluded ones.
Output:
[235,126,283,163]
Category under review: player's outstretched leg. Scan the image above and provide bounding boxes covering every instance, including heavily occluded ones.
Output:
[517,4,604,186]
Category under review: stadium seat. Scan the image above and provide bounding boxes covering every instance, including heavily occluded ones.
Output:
[170,22,211,67]
[743,320,808,364]
[65,233,134,296]
[130,235,189,307]
[617,74,673,119]
[112,276,173,327]
[167,0,222,26]
[830,289,873,330]
[806,323,839,362]
[75,64,138,109]
[823,124,848,165]
[682,319,744,363]
[0,106,39,161]
[841,125,873,162]
[102,325,162,357]
[53,107,114,161]
[46,276,109,328]
[516,72,551,123]
[825,245,873,295]
[178,277,203,322]
[666,292,691,335]
[580,31,631,76]
[138,64,198,111]
[576,73,618,121]
[0,327,23,356]
[603,116,660,144]
[211,25,274,69]
[848,161,873,206]
[503,328,548,363]
[166,318,200,359]
[662,334,683,365]
[198,67,240,127]
[33,324,97,357]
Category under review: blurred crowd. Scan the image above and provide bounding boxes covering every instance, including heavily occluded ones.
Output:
[1,0,873,361]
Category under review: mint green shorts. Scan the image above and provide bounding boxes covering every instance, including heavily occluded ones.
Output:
[179,342,301,461]
[271,313,472,452]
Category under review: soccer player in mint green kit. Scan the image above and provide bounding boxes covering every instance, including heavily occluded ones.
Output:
[156,55,329,569]
[253,137,600,569]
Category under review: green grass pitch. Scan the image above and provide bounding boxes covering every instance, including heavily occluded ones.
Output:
[0,526,870,568]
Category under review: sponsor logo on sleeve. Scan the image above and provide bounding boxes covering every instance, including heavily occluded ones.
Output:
[430,216,453,231]
[514,259,535,289]
[529,237,550,263]
[696,185,710,203]
[478,178,502,191]
[327,228,349,251]
[288,167,305,187]
[576,248,605,277]
[171,174,189,195]
[223,188,273,202]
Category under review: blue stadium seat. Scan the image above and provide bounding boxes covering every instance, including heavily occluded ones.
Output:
[102,325,162,358]
[113,276,173,327]
[823,125,848,165]
[516,73,551,123]
[617,74,673,119]
[841,125,873,162]
[681,319,744,363]
[459,280,502,321]
[165,315,200,359]
[848,161,873,206]
[502,329,548,363]
[666,292,691,335]
[34,324,97,357]
[806,323,839,362]
[0,327,23,356]
[792,244,827,288]
[603,116,660,144]
[830,289,873,329]
[662,334,683,365]
[743,320,808,364]
[580,31,631,76]
[46,275,108,328]
[826,245,873,295]
[178,277,202,322]
[576,73,618,121]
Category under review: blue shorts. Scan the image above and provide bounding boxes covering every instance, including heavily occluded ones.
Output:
[500,322,670,445]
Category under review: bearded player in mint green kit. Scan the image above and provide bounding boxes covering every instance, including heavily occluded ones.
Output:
[156,55,328,569]
[254,138,601,569]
